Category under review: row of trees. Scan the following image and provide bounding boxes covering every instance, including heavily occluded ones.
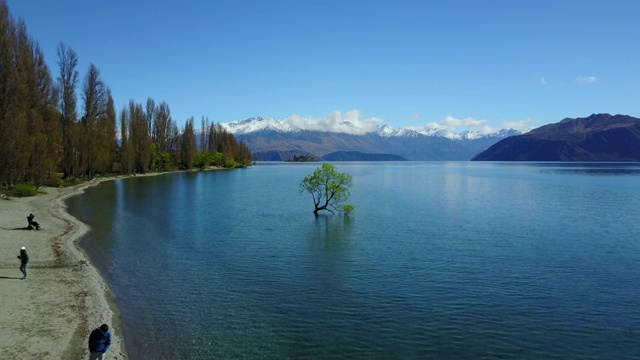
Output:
[0,0,251,188]
[118,100,252,174]
[0,2,59,188]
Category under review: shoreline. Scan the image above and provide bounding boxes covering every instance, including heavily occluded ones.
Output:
[0,178,128,359]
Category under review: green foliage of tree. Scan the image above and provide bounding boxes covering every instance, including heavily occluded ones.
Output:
[342,204,355,215]
[149,143,175,171]
[207,122,252,166]
[213,152,224,165]
[224,158,240,168]
[194,151,216,168]
[299,163,353,215]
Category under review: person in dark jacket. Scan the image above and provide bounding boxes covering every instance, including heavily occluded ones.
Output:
[17,246,28,279]
[88,324,111,360]
[27,213,39,230]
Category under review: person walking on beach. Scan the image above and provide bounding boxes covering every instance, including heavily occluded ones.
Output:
[17,246,28,279]
[88,324,111,360]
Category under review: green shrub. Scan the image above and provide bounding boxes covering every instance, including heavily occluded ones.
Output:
[343,204,355,216]
[224,158,240,168]
[15,183,37,197]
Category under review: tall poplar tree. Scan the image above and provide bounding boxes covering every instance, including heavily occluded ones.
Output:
[23,36,59,187]
[200,116,208,152]
[128,100,151,173]
[6,20,32,184]
[145,97,155,139]
[0,0,16,185]
[119,107,133,174]
[95,89,116,174]
[57,42,79,179]
[34,44,60,185]
[181,117,197,169]
[80,63,107,179]
[152,101,173,152]
[168,121,180,166]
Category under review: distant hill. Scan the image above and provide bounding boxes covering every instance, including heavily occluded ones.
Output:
[472,114,640,161]
[237,129,476,161]
[456,129,522,155]
[321,151,407,161]
[235,128,521,161]
[223,116,521,161]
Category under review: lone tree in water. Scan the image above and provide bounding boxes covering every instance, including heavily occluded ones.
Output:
[300,163,353,215]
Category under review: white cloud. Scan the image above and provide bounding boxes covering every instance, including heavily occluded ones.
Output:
[406,116,535,135]
[442,116,486,129]
[280,110,383,135]
[411,113,421,120]
[405,116,486,133]
[577,75,598,85]
[540,76,547,85]
[456,118,535,134]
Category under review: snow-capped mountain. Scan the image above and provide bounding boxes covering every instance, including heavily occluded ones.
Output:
[220,115,522,161]
[222,116,304,134]
[373,125,422,138]
[221,115,521,140]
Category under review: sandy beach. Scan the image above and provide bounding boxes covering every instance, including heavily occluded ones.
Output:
[0,180,127,360]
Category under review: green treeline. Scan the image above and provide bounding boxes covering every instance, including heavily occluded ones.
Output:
[287,155,317,162]
[0,0,251,189]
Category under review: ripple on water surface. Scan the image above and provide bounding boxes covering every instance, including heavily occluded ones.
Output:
[69,163,640,359]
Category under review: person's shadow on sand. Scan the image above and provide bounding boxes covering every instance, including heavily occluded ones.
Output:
[0,276,23,280]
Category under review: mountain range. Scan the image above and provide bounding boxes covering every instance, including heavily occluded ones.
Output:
[473,114,640,161]
[221,116,521,161]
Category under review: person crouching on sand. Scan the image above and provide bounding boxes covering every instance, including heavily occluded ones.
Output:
[88,324,111,360]
[27,213,39,230]
[17,246,28,279]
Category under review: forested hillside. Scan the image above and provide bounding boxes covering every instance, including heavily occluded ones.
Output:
[0,0,251,189]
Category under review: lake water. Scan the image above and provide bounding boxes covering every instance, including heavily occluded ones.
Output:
[66,162,640,359]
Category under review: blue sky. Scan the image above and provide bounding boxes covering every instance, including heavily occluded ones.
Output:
[6,0,640,133]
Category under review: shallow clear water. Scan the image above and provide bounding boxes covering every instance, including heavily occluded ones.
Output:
[67,162,640,359]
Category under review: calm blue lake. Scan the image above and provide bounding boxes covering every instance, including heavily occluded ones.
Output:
[66,162,640,359]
